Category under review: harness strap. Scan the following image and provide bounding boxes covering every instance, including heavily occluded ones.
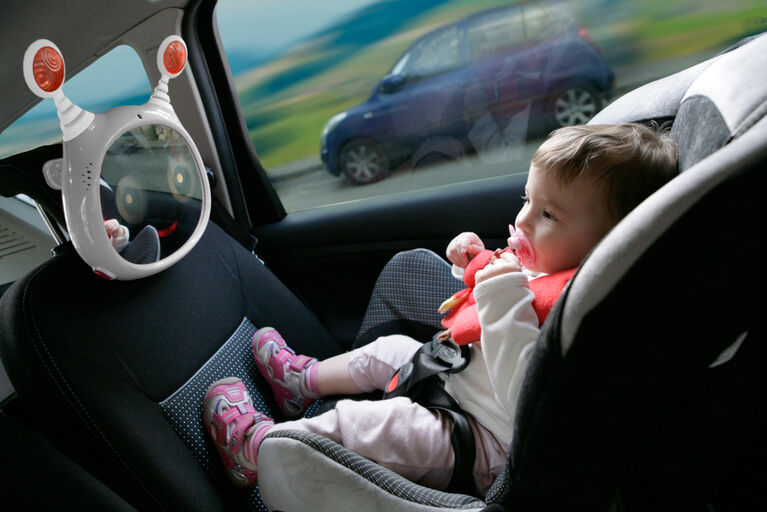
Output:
[384,335,477,495]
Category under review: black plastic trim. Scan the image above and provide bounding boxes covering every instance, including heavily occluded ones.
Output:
[182,0,286,228]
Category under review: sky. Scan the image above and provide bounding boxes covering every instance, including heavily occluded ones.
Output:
[216,0,382,52]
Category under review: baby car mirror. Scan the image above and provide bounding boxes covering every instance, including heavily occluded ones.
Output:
[23,36,211,280]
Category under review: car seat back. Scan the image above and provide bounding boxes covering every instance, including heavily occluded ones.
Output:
[0,149,346,511]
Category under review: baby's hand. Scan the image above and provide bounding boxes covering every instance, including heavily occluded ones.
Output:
[446,232,485,268]
[475,251,522,284]
[104,219,126,240]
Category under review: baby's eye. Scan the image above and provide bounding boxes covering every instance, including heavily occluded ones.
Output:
[520,194,529,203]
[543,210,557,221]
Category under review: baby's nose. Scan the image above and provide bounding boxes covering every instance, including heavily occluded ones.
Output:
[515,212,531,234]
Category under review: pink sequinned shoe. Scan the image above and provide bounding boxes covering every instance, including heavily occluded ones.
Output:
[203,377,274,487]
[252,327,320,419]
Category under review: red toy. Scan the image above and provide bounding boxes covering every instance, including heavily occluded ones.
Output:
[439,246,576,346]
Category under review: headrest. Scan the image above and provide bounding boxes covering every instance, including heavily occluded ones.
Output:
[672,33,767,170]
[592,33,767,172]
[563,32,767,355]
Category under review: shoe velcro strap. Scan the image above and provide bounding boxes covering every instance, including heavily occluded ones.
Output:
[217,402,256,425]
[274,346,314,373]
[213,402,257,444]
[213,402,257,447]
[288,354,315,372]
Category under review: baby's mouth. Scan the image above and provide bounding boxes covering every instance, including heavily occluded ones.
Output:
[508,225,535,268]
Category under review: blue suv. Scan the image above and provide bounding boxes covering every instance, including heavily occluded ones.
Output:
[321,2,615,184]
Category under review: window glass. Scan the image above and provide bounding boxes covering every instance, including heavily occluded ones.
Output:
[216,0,767,213]
[524,5,562,41]
[468,7,527,60]
[398,25,462,78]
[0,45,151,158]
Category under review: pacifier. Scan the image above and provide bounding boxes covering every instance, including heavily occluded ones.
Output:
[508,224,535,268]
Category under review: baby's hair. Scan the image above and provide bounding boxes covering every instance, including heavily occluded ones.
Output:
[531,123,678,222]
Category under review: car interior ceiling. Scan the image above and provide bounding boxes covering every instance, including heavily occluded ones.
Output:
[1,1,766,511]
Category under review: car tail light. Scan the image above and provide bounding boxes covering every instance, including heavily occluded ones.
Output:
[578,25,594,44]
[578,24,602,54]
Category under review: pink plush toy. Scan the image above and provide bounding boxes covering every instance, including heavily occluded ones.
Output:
[439,226,576,346]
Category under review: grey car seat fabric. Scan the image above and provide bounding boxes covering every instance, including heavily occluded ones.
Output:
[258,33,767,512]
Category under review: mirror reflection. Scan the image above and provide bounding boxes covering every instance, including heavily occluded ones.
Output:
[100,124,203,265]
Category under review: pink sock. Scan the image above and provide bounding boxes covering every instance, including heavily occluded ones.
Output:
[303,363,321,397]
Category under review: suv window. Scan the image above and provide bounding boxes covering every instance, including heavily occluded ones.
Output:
[216,0,766,213]
[398,24,463,78]
[467,7,527,60]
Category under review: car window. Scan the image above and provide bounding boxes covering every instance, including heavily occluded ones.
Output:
[0,45,151,159]
[397,24,463,79]
[216,0,767,214]
[467,7,527,60]
[524,4,568,41]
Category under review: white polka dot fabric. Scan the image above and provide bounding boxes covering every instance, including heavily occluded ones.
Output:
[160,317,321,511]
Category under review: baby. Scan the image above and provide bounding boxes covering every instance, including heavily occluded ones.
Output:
[202,123,678,493]
[104,218,129,252]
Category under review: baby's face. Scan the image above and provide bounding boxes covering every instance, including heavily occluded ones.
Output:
[514,165,613,274]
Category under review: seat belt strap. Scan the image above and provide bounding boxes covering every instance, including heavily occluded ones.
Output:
[383,335,477,495]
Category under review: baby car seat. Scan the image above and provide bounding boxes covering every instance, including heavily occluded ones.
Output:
[255,34,767,511]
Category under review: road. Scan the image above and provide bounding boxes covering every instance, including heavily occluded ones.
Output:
[270,140,542,212]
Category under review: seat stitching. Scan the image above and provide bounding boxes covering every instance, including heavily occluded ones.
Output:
[19,258,164,509]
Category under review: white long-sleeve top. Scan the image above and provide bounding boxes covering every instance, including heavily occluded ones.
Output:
[441,271,540,446]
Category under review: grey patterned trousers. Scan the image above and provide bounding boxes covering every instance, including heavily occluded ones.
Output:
[353,249,464,348]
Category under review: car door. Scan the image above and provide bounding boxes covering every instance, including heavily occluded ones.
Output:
[370,21,471,158]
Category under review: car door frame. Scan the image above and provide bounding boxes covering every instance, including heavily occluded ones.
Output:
[185,0,529,347]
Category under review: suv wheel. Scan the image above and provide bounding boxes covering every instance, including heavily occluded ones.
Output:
[340,139,389,185]
[549,84,600,128]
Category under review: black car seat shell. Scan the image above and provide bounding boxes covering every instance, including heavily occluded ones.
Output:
[256,33,767,511]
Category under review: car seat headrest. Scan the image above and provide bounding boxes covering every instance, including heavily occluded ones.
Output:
[590,58,715,127]
[672,33,767,171]
[562,32,767,355]
[592,33,767,173]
